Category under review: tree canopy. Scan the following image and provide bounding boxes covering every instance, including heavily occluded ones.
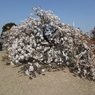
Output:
[1,23,17,35]
[91,28,95,37]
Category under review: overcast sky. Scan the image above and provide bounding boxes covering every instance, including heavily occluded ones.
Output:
[0,0,95,34]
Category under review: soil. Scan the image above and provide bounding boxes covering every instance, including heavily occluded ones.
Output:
[0,51,95,95]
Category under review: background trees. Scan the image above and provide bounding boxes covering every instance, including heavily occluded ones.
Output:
[91,28,95,37]
[1,23,17,36]
[91,27,95,41]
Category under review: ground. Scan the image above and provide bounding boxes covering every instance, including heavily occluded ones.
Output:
[0,51,95,95]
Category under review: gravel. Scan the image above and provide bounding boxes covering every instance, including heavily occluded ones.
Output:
[0,51,95,95]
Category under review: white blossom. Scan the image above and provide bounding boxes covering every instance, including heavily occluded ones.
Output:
[29,66,34,71]
[25,70,29,75]
[42,69,45,72]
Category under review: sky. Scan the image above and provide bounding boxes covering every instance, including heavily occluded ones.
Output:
[0,0,95,34]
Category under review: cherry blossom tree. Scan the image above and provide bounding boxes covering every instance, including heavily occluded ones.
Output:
[2,7,95,80]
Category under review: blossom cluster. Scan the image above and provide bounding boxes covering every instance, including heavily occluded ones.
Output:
[2,7,95,80]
